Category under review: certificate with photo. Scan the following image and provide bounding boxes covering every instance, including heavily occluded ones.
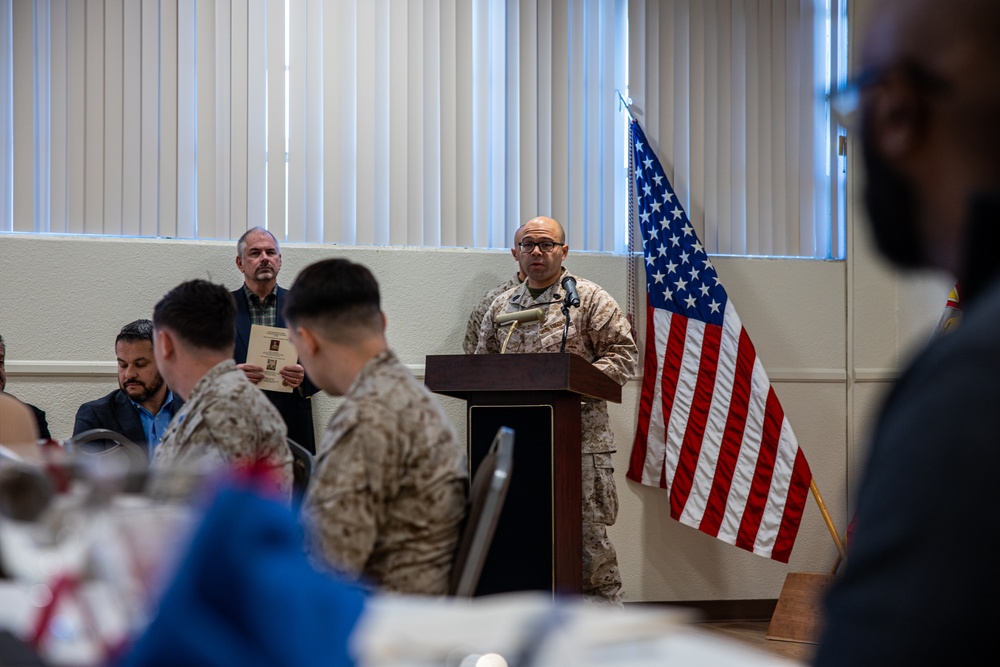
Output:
[246,324,295,393]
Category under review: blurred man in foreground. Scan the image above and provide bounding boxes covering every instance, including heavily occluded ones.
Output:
[815,1,1000,664]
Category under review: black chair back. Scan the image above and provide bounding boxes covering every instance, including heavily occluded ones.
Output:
[66,428,149,492]
[68,428,148,468]
[449,426,514,597]
[287,438,313,507]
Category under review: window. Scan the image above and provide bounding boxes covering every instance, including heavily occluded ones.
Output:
[628,0,848,258]
[0,0,845,258]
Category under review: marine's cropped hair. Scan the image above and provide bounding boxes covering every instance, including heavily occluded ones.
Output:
[283,259,382,342]
[153,280,236,352]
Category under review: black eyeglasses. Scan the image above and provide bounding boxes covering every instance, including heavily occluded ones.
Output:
[518,241,561,253]
[828,66,880,130]
[828,59,950,130]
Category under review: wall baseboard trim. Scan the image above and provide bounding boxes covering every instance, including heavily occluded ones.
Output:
[625,598,778,622]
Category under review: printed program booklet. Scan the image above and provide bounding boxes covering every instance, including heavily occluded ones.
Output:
[245,324,295,393]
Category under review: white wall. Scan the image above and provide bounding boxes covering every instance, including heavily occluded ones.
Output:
[0,229,951,603]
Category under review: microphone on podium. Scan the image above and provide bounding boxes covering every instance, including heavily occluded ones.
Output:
[497,308,544,326]
[498,308,544,354]
[559,276,580,352]
[561,276,581,308]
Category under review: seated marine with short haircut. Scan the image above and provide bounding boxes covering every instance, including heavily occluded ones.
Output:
[151,279,292,497]
[283,258,468,594]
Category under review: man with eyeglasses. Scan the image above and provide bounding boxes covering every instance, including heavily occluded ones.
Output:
[474,215,638,605]
[462,225,527,354]
[815,1,1000,665]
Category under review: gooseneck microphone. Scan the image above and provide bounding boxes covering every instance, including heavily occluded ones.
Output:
[498,308,544,354]
[561,276,581,308]
[496,308,545,326]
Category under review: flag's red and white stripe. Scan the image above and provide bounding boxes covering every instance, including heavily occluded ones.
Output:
[628,301,812,563]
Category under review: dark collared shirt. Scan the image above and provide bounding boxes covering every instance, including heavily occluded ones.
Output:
[242,283,278,327]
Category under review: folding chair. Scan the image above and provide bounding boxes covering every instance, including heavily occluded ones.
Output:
[449,426,514,597]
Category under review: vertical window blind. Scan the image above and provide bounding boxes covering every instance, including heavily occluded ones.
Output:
[628,0,845,258]
[0,0,842,257]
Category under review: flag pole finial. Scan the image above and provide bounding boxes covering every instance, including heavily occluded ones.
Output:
[616,90,635,120]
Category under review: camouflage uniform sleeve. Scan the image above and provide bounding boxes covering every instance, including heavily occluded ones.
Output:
[302,422,385,579]
[468,279,519,355]
[474,300,503,355]
[586,289,639,386]
[463,295,491,354]
[201,393,294,498]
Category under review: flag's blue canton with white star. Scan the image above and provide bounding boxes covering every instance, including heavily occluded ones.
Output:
[632,121,727,327]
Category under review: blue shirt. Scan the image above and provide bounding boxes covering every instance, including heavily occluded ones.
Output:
[131,391,177,457]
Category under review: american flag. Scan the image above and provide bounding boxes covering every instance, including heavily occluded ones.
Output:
[625,119,812,563]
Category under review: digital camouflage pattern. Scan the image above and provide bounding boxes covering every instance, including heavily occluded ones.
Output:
[475,269,638,604]
[154,359,293,498]
[463,273,523,354]
[302,349,468,595]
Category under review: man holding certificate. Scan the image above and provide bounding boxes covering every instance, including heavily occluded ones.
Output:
[232,227,319,454]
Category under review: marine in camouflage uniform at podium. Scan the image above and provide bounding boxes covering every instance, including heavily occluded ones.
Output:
[475,216,638,605]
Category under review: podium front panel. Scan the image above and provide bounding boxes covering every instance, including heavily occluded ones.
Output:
[424,354,588,597]
[469,404,554,595]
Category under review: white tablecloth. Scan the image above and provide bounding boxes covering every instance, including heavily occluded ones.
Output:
[351,591,806,667]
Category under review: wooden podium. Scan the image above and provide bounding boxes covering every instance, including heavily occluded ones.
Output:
[425,353,622,597]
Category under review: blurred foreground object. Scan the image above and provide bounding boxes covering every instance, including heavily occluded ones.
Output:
[1,443,288,665]
[352,592,800,667]
[0,445,197,666]
[120,480,367,667]
[0,393,39,445]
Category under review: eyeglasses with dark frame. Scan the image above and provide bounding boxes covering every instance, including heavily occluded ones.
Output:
[518,240,562,253]
[828,59,951,131]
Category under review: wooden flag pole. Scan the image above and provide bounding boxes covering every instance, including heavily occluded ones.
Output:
[810,479,846,562]
[829,534,848,575]
[765,479,845,644]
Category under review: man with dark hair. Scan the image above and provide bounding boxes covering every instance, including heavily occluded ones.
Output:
[0,333,51,440]
[815,1,1000,664]
[232,226,319,453]
[283,258,467,594]
[73,319,184,457]
[475,215,638,605]
[152,279,292,496]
